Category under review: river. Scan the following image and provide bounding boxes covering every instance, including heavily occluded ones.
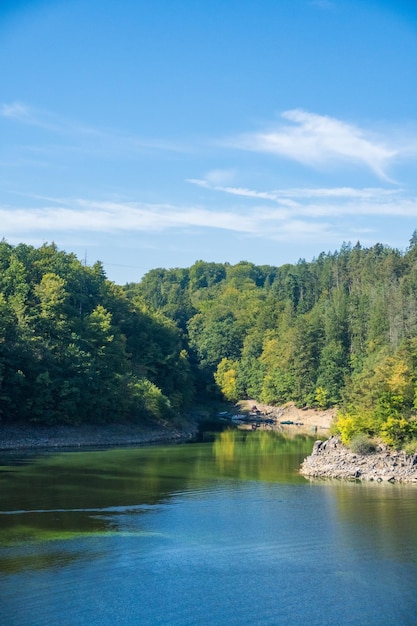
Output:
[1,430,417,625]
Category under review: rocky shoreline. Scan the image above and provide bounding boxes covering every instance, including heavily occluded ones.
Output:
[4,420,417,484]
[0,402,334,453]
[300,436,417,483]
[0,422,197,452]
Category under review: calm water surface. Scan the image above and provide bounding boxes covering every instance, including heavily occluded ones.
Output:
[1,430,417,625]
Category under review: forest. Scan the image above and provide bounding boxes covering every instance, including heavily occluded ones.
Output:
[2,235,417,450]
[0,241,193,426]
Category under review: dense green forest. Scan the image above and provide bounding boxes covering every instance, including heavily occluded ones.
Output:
[129,234,417,451]
[0,241,193,426]
[2,236,417,450]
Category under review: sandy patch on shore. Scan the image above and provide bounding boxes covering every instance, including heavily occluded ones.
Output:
[236,400,336,436]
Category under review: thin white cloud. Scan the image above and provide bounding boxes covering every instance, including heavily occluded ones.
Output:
[1,102,78,133]
[187,178,295,204]
[0,200,258,236]
[276,186,401,200]
[204,169,237,185]
[0,102,29,119]
[187,177,401,207]
[229,109,399,180]
[2,190,417,247]
[0,101,187,154]
[298,198,417,218]
[187,176,417,220]
[247,197,417,221]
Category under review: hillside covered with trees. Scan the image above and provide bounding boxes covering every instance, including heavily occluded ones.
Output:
[2,235,417,450]
[0,241,193,426]
[129,233,417,451]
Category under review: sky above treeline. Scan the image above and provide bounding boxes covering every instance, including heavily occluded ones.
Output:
[1,0,417,284]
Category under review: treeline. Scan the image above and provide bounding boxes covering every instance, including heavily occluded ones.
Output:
[131,234,417,449]
[0,241,193,425]
[3,237,417,448]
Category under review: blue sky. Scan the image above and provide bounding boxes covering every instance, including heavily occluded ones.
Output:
[1,0,417,284]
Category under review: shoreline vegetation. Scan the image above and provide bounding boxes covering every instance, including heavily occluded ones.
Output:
[2,239,417,472]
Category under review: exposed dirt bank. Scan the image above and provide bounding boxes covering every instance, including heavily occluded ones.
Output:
[0,422,197,451]
[300,436,417,483]
[236,400,335,436]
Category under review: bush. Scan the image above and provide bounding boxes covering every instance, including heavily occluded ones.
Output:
[380,416,417,449]
[128,378,175,422]
[349,433,376,455]
[403,439,417,455]
[333,410,375,445]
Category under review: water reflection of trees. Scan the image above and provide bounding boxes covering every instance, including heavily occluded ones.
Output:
[0,445,214,567]
[213,430,314,483]
[0,435,315,572]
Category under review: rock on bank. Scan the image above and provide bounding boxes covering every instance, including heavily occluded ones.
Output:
[300,436,417,483]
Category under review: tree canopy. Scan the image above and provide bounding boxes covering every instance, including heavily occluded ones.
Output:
[0,241,194,425]
[131,241,417,449]
[3,238,417,449]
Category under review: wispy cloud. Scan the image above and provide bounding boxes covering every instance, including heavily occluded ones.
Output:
[187,175,417,224]
[187,178,294,204]
[228,109,400,180]
[188,177,402,207]
[204,169,237,185]
[2,189,417,247]
[1,101,83,134]
[0,199,258,236]
[0,102,29,120]
[0,101,187,154]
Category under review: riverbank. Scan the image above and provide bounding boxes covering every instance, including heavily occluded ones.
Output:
[236,400,335,436]
[0,401,334,452]
[0,421,197,451]
[300,435,417,483]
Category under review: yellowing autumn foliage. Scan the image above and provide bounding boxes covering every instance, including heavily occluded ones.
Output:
[214,358,239,401]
